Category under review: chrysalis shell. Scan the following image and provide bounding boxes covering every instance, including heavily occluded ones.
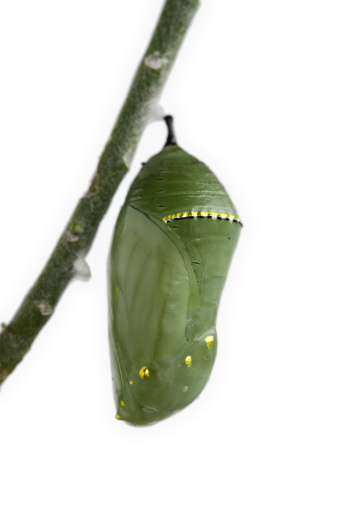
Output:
[108,117,241,425]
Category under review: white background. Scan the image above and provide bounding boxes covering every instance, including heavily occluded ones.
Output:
[0,1,337,505]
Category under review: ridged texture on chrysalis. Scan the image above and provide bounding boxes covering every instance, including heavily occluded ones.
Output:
[108,136,241,425]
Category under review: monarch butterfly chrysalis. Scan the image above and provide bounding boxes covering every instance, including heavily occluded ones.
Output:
[108,116,241,425]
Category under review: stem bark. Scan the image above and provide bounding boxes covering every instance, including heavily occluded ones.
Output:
[0,0,200,384]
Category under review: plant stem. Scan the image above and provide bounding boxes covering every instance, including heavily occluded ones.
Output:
[0,0,200,385]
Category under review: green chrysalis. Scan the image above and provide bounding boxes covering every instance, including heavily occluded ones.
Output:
[108,116,241,425]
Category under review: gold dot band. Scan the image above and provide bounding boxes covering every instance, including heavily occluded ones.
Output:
[163,211,242,225]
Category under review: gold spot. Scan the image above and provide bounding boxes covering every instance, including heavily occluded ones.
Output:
[114,287,118,299]
[115,414,120,420]
[185,356,192,367]
[139,367,149,379]
[121,400,125,407]
[205,335,214,349]
[129,380,133,385]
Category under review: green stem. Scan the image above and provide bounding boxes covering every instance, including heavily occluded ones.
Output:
[0,0,200,385]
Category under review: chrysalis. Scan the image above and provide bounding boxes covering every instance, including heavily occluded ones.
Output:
[108,116,241,425]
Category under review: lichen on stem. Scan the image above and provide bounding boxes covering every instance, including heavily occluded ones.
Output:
[0,0,200,385]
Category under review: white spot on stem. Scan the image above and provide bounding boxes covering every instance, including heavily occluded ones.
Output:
[73,254,91,281]
[122,144,135,169]
[65,230,79,243]
[144,51,168,70]
[36,301,53,316]
[146,103,165,125]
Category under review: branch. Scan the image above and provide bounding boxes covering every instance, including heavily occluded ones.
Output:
[0,0,200,385]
